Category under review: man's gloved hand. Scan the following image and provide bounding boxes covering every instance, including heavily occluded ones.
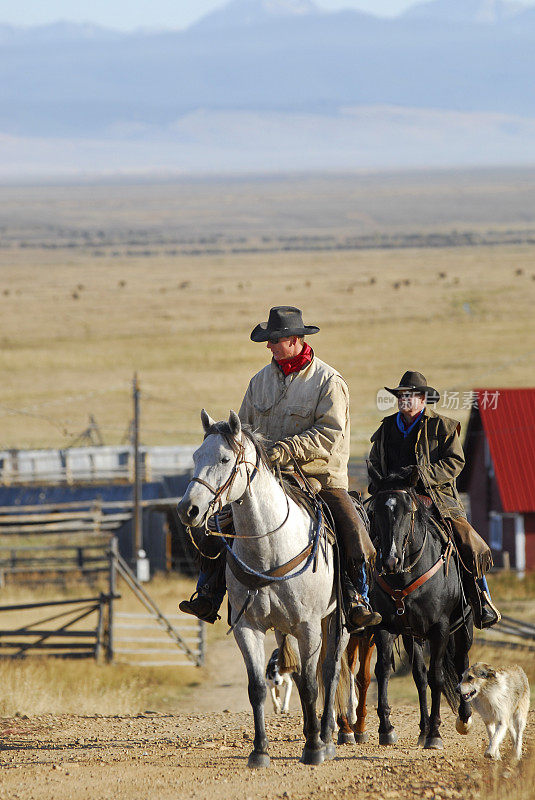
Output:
[268,443,292,469]
[399,465,420,486]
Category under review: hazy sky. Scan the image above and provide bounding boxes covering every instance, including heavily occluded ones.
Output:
[3,0,533,31]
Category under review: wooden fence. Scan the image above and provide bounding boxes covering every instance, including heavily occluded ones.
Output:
[475,613,535,653]
[0,594,111,659]
[0,538,204,666]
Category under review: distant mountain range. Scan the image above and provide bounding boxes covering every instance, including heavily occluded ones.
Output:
[0,0,534,176]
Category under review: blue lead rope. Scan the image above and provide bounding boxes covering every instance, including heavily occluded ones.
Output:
[219,503,324,584]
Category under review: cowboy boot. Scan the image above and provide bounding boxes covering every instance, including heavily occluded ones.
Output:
[342,572,382,631]
[477,577,501,628]
[464,575,500,629]
[179,550,226,624]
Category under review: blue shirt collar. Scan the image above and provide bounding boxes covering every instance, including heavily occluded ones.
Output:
[396,408,424,438]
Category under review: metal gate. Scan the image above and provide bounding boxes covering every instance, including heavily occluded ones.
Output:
[114,612,205,667]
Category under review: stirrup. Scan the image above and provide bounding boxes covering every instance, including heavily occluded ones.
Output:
[178,591,221,624]
[479,591,501,629]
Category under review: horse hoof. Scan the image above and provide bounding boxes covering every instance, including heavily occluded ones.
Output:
[424,737,443,750]
[338,731,356,745]
[417,734,426,747]
[324,742,336,760]
[247,751,270,768]
[379,731,398,746]
[354,732,369,744]
[456,716,472,735]
[300,746,325,765]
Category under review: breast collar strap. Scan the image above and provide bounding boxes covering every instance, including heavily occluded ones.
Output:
[376,540,453,618]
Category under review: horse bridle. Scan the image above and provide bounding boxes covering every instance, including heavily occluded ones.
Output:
[373,488,424,574]
[186,436,292,541]
[188,438,259,516]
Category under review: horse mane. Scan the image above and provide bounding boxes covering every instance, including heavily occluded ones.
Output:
[203,421,272,471]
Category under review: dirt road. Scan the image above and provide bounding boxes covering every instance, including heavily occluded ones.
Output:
[0,631,531,800]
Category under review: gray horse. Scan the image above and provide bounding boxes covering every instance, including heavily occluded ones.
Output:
[177,410,349,767]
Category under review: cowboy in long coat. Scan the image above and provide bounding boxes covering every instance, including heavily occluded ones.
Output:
[368,371,500,628]
[180,306,380,630]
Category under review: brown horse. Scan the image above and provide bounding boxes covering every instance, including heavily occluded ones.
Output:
[336,630,375,744]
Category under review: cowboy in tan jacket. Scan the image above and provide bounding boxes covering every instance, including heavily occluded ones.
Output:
[181,306,380,629]
[239,352,350,488]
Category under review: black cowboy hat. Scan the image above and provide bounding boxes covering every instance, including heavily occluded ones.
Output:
[250,306,320,343]
[385,370,440,404]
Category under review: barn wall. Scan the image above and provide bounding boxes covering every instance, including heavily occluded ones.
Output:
[464,431,503,541]
[524,513,535,571]
[502,516,517,568]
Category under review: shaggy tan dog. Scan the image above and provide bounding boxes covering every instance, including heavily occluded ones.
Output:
[458,662,530,761]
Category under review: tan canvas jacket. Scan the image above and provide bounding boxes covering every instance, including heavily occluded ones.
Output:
[238,355,350,489]
[368,407,466,519]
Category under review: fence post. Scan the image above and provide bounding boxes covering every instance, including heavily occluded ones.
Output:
[95,593,105,661]
[107,536,118,662]
[92,498,102,536]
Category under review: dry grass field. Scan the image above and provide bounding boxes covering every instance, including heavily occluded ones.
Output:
[0,572,201,716]
[0,571,533,716]
[0,168,534,454]
[0,167,534,798]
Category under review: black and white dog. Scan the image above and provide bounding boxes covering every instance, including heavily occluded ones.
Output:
[265,648,294,714]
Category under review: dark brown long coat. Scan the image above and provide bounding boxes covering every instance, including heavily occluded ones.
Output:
[369,407,492,577]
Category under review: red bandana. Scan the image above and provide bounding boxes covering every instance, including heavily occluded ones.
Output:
[276,342,313,377]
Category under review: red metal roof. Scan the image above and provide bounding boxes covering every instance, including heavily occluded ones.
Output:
[475,388,535,513]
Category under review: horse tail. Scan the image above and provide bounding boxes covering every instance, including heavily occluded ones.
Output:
[278,635,300,674]
[442,636,460,714]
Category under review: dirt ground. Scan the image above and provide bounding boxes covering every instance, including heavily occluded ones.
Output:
[1,631,532,800]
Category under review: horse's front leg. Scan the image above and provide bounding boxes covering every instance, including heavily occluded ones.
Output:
[402,635,429,746]
[233,623,270,768]
[425,621,449,750]
[453,624,473,735]
[353,631,375,743]
[320,616,349,758]
[375,629,398,745]
[294,623,325,765]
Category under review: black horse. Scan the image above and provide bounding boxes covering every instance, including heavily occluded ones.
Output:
[369,467,473,750]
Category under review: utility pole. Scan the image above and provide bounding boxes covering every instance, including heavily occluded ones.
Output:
[133,373,141,554]
[132,373,149,581]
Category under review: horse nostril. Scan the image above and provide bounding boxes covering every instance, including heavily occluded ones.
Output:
[177,498,198,524]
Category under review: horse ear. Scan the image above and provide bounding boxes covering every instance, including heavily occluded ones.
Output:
[228,410,242,438]
[201,409,215,434]
[367,461,382,485]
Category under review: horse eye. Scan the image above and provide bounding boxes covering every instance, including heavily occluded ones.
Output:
[221,456,230,464]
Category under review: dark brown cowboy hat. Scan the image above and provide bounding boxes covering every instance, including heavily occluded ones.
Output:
[250,306,320,343]
[385,371,440,404]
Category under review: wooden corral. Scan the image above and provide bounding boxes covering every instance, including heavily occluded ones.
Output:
[0,536,204,667]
